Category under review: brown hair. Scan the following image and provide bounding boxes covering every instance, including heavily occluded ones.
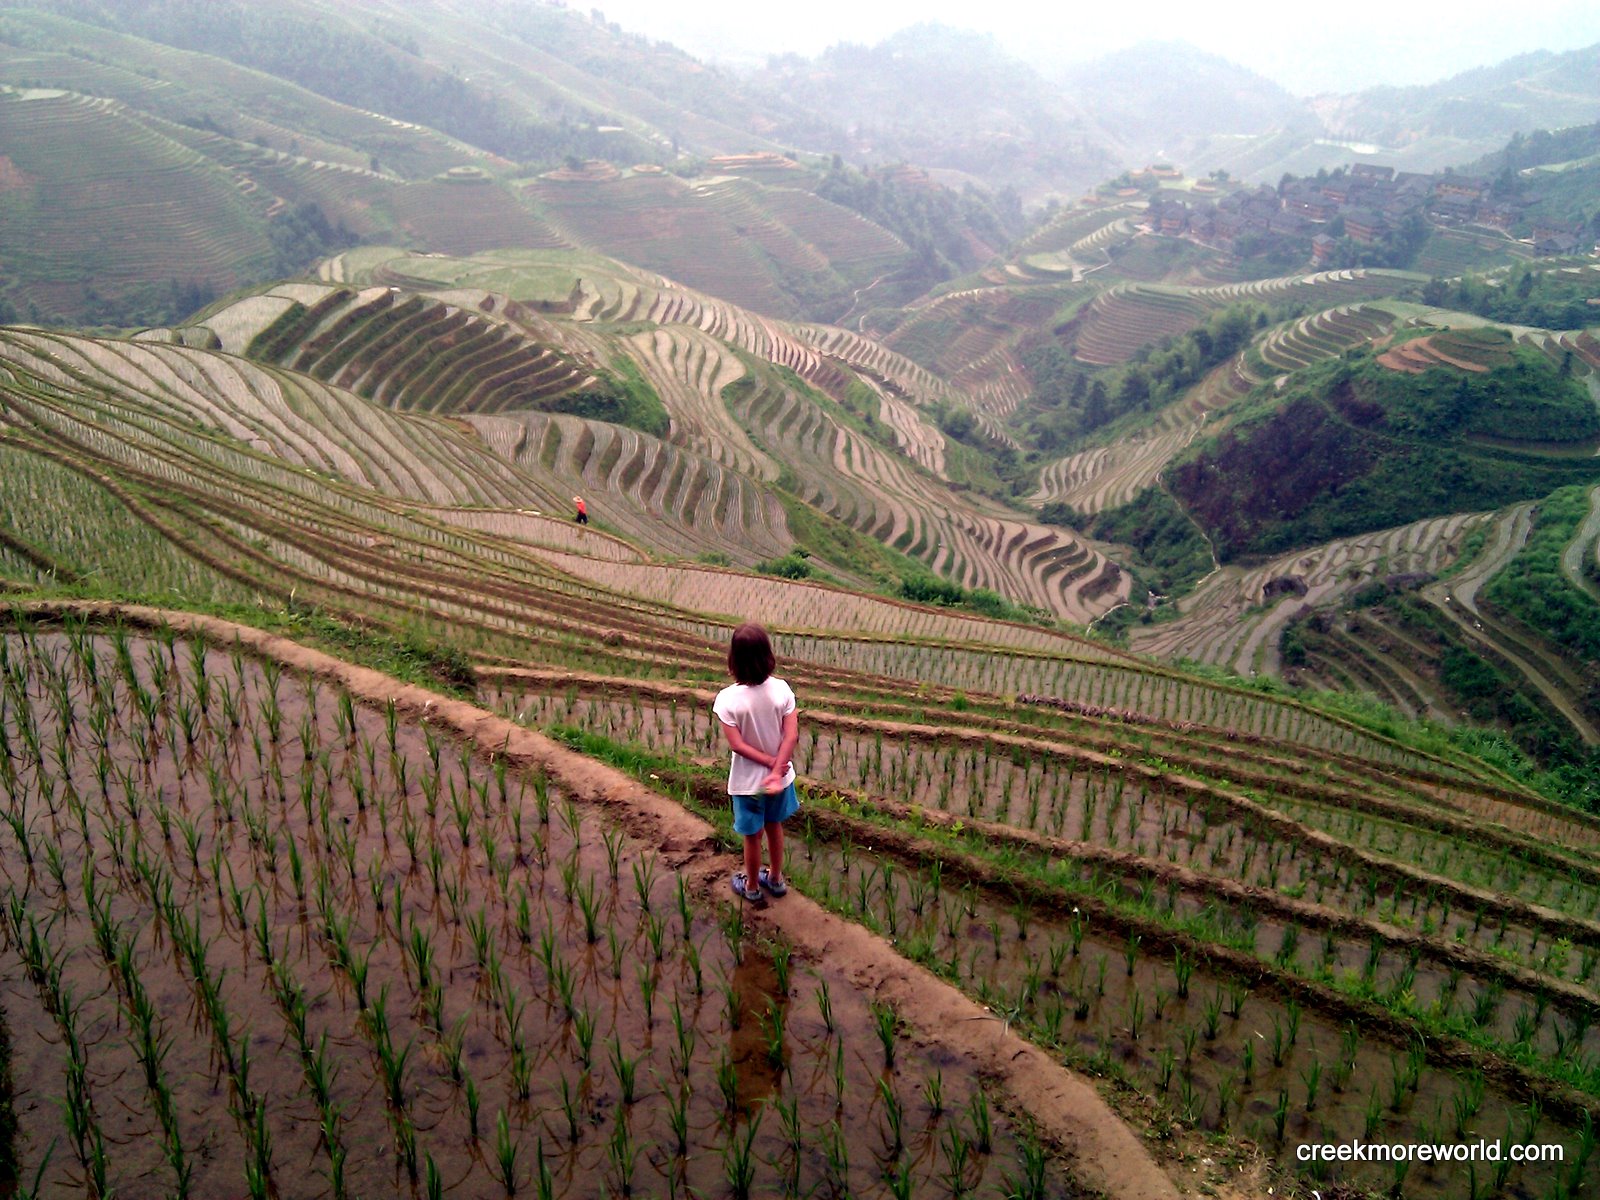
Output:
[727,623,775,685]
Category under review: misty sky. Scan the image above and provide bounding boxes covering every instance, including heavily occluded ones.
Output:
[585,0,1600,94]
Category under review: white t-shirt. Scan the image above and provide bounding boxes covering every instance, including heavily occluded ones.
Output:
[712,676,797,795]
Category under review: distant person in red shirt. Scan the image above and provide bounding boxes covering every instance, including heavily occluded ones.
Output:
[573,496,588,525]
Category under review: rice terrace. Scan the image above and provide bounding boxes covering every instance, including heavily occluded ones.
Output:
[0,2,1599,1199]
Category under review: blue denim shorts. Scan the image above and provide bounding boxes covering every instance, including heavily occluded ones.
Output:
[731,782,799,836]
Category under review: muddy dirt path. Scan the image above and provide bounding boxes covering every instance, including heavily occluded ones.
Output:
[20,600,1183,1200]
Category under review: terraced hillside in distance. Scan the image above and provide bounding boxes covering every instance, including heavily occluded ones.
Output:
[526,171,910,320]
[922,200,1598,810]
[1069,269,1419,366]
[296,247,1133,621]
[186,224,1600,765]
[1032,302,1400,517]
[0,16,936,328]
[0,89,278,320]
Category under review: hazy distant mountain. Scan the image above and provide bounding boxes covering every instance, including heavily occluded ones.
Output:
[1314,42,1600,146]
[1055,42,1312,161]
[0,0,840,159]
[750,24,1123,200]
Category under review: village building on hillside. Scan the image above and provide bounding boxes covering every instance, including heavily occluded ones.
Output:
[1135,157,1574,268]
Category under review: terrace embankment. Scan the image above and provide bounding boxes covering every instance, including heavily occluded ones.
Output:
[13,599,1179,1200]
[483,669,1600,952]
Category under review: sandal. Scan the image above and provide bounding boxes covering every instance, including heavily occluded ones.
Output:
[730,871,763,901]
[758,867,788,897]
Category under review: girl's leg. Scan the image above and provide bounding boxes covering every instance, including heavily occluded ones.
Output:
[743,831,763,886]
[763,820,784,883]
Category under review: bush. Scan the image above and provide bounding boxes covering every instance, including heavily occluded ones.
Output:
[543,357,669,436]
[1038,501,1084,528]
[756,554,813,579]
[897,573,1034,621]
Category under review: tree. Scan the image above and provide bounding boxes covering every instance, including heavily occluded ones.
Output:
[1085,380,1109,429]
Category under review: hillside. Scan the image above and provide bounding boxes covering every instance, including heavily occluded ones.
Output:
[1055,41,1313,160]
[0,89,282,324]
[751,23,1124,200]
[1320,44,1600,150]
[0,2,1015,324]
[1168,331,1600,560]
[5,267,1600,1200]
[1179,41,1600,184]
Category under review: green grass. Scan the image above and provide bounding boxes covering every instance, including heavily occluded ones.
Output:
[1483,487,1600,663]
[545,355,669,436]
[1285,597,1598,811]
[769,488,929,591]
[1087,487,1213,598]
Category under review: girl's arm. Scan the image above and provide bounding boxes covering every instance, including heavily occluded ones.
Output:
[759,710,799,792]
[717,720,776,769]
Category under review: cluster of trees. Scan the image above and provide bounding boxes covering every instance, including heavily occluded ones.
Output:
[816,162,1027,286]
[1480,123,1600,176]
[61,279,220,331]
[1388,593,1598,801]
[1315,210,1429,271]
[266,201,358,281]
[1482,487,1600,665]
[931,403,1030,497]
[756,553,814,579]
[1424,271,1600,331]
[1169,349,1600,560]
[1074,487,1212,597]
[1368,339,1599,442]
[1237,205,1429,274]
[1464,123,1600,235]
[898,572,1033,621]
[1021,304,1261,451]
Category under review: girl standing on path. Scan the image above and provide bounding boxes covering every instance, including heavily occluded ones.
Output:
[713,623,800,901]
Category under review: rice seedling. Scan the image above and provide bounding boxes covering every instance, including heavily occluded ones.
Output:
[923,1067,945,1116]
[822,1119,850,1190]
[941,1121,973,1197]
[715,1047,740,1115]
[573,1004,597,1070]
[494,1110,520,1195]
[608,1106,638,1197]
[631,852,658,912]
[968,1086,993,1153]
[723,1109,761,1200]
[608,1035,641,1105]
[872,999,899,1067]
[684,937,705,996]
